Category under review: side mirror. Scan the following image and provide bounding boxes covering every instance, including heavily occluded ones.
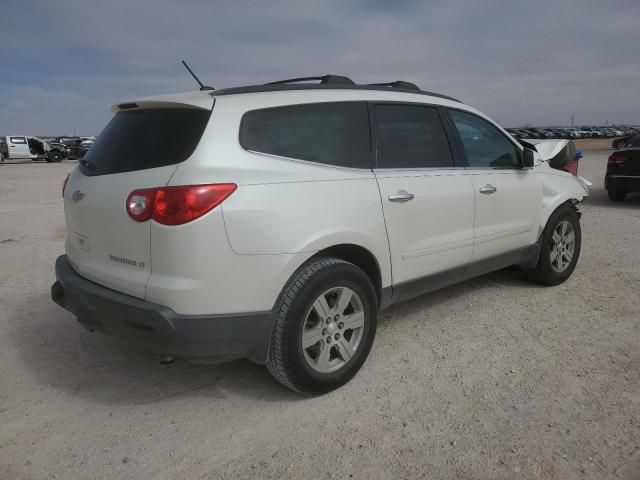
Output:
[522,148,535,168]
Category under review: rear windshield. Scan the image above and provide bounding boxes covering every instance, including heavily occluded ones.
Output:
[80,108,211,176]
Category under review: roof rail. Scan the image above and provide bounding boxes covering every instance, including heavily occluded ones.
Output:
[265,75,355,86]
[212,77,461,103]
[367,80,420,91]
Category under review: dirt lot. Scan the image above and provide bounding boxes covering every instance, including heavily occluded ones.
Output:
[573,138,617,151]
[1,144,639,479]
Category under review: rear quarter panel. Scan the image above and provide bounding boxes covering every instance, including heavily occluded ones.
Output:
[146,208,314,315]
[164,94,393,310]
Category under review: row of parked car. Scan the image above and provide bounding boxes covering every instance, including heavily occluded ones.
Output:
[43,136,96,159]
[0,136,95,162]
[506,126,640,140]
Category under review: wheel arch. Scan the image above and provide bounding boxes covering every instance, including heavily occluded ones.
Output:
[540,195,582,237]
[309,244,384,308]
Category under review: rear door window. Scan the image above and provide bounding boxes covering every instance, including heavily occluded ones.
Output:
[240,102,371,169]
[80,108,211,176]
[374,104,454,168]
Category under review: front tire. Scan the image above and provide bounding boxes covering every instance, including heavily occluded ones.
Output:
[266,258,377,395]
[47,151,64,162]
[527,205,581,286]
[608,189,626,202]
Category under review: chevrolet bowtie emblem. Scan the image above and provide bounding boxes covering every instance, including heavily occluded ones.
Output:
[71,190,85,203]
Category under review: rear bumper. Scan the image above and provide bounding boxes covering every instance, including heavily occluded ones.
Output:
[51,255,273,364]
[606,175,640,192]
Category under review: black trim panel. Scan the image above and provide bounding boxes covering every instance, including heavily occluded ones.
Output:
[439,106,468,167]
[381,244,540,308]
[51,255,273,364]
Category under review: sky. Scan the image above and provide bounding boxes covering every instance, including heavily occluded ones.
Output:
[1,0,639,135]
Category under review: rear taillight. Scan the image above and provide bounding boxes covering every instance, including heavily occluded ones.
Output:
[608,153,626,165]
[126,184,237,225]
[153,184,237,225]
[62,173,70,197]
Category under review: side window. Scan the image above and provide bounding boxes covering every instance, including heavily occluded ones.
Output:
[449,110,520,168]
[374,104,454,168]
[10,137,26,144]
[240,102,371,168]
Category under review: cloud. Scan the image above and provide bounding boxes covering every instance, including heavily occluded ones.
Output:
[1,0,639,133]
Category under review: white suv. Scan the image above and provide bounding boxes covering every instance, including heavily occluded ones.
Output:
[52,75,588,394]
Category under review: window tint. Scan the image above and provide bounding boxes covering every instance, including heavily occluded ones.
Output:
[374,104,453,168]
[449,110,520,168]
[240,102,370,168]
[10,137,26,144]
[80,108,211,176]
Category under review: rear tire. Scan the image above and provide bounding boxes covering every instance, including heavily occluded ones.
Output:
[608,189,626,202]
[527,205,581,286]
[266,258,377,395]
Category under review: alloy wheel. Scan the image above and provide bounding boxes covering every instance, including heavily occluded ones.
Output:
[301,286,365,373]
[550,220,575,273]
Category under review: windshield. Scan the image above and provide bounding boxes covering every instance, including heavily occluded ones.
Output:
[626,134,640,147]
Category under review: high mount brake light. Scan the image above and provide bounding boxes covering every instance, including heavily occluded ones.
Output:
[126,184,237,225]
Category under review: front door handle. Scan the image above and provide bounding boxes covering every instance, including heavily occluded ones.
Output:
[388,190,414,202]
[479,184,497,194]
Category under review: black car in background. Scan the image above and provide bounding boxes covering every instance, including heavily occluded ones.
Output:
[606,135,640,201]
[54,137,88,159]
[612,135,634,149]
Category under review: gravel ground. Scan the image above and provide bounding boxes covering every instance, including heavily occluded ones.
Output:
[1,147,639,479]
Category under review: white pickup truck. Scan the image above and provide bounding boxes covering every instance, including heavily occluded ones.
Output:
[0,136,67,162]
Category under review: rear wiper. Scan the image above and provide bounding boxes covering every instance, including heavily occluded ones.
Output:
[80,159,96,170]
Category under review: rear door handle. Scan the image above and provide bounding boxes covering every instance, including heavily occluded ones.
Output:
[479,184,497,194]
[388,190,414,202]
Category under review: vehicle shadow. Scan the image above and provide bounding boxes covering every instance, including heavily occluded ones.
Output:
[378,267,544,327]
[11,269,540,405]
[8,293,300,406]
